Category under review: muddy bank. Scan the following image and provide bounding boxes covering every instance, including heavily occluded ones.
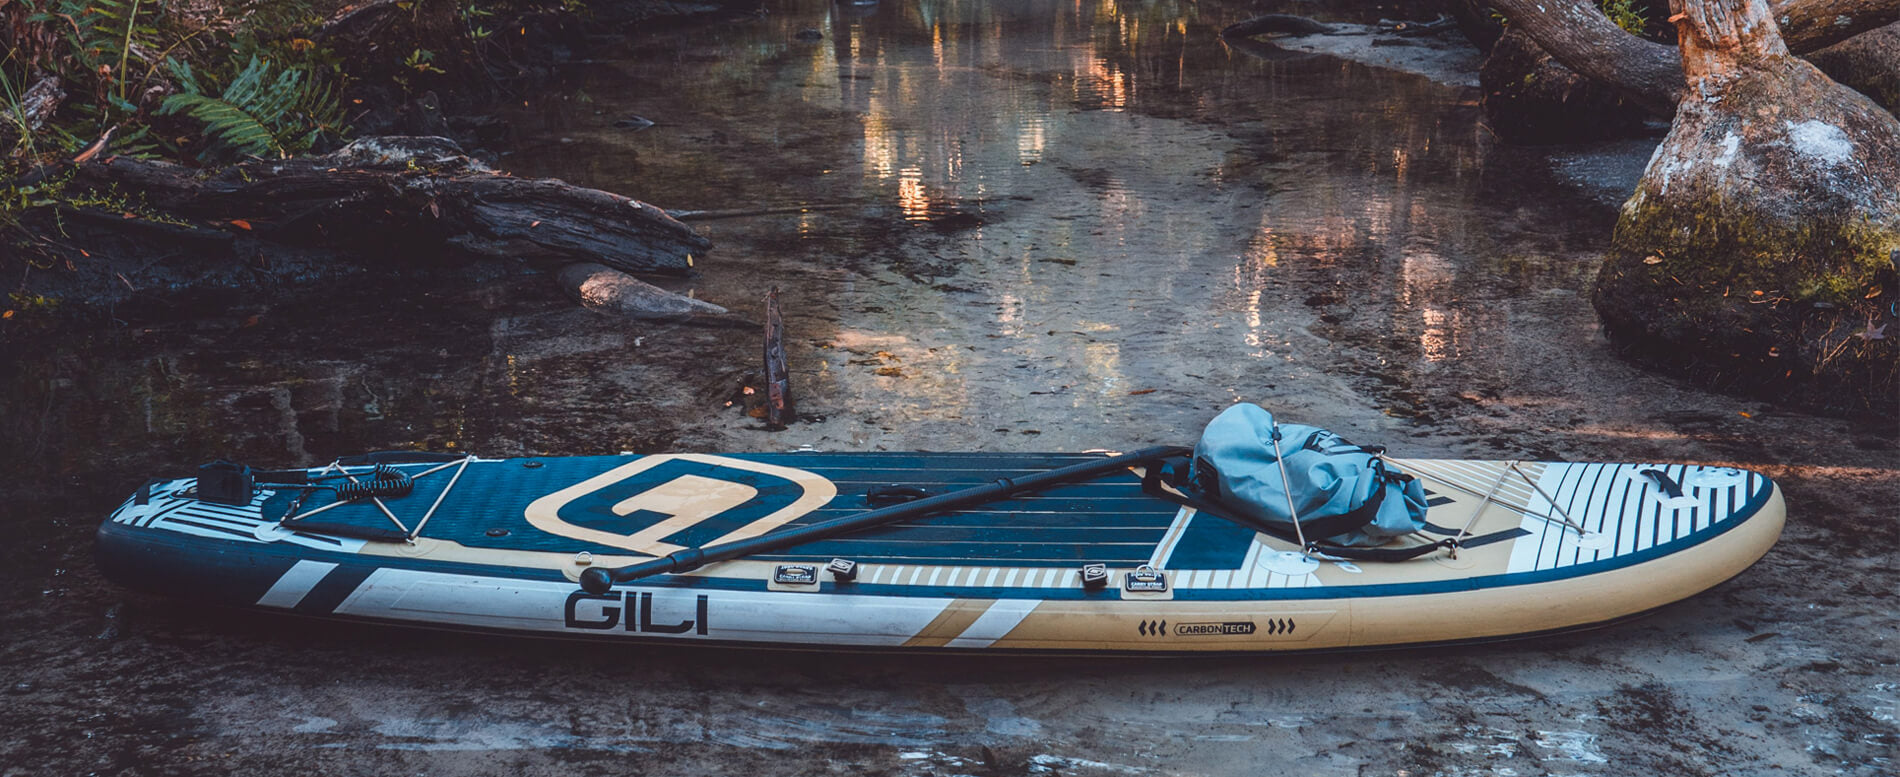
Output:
[2,0,1896,775]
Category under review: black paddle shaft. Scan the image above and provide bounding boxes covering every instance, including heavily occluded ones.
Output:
[577,446,1188,594]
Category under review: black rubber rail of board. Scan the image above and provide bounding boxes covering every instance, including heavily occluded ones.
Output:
[577,446,1190,594]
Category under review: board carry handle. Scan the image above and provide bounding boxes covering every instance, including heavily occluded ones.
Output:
[578,445,1190,594]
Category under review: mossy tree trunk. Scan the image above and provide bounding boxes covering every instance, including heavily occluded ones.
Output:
[1594,0,1900,415]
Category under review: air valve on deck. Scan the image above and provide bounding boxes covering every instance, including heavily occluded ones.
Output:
[1079,563,1109,591]
[826,558,859,582]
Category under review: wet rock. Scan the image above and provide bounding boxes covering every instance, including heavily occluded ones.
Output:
[1244,22,1484,88]
[405,91,455,137]
[613,114,657,130]
[325,135,490,172]
[1378,15,1459,38]
[795,28,824,42]
[556,262,731,322]
[1222,14,1335,38]
[1480,27,1654,144]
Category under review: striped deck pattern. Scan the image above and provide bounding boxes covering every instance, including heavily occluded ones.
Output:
[98,451,1783,652]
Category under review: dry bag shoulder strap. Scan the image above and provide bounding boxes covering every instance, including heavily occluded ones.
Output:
[1141,454,1452,562]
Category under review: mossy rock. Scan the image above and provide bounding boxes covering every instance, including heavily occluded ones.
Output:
[1594,60,1900,417]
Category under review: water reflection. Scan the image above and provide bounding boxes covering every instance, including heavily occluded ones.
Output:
[4,0,1615,511]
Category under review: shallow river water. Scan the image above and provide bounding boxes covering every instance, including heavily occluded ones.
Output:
[1,0,1895,775]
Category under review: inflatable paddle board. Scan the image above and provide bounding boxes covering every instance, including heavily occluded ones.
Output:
[96,449,1783,652]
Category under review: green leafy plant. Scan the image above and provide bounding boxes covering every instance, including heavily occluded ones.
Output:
[1598,0,1647,35]
[29,0,159,106]
[403,48,446,75]
[159,56,347,161]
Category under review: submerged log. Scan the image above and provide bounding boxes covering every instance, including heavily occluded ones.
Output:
[1593,0,1900,416]
[557,262,735,322]
[52,136,704,280]
[1221,15,1337,38]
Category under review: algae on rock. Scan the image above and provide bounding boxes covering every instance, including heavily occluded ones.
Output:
[1592,0,1900,416]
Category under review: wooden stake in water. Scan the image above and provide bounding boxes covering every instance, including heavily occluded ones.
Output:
[764,286,793,428]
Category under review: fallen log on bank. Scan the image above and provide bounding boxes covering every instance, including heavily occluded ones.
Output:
[14,136,708,307]
[0,76,63,153]
[74,136,705,273]
[1480,0,1900,114]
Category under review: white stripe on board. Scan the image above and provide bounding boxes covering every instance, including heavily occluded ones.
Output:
[1147,507,1197,569]
[255,560,339,608]
[332,568,956,646]
[1240,539,1266,588]
[1509,462,1572,574]
[944,600,1040,648]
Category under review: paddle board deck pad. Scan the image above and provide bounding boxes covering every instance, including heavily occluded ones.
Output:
[96,451,1784,652]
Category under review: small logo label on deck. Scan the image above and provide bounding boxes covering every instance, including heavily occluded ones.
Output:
[1175,621,1259,636]
[1123,565,1168,593]
[773,564,817,585]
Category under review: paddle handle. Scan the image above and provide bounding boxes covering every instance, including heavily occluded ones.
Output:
[578,446,1187,593]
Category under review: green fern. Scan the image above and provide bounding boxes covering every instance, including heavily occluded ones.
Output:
[25,0,156,85]
[159,56,347,162]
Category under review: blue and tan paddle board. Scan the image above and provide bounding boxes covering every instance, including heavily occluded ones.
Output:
[96,450,1783,652]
